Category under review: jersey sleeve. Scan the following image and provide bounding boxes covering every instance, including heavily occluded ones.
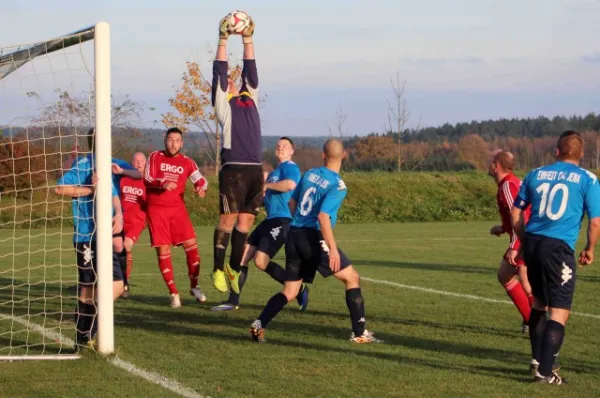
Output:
[320,183,347,216]
[240,59,259,102]
[144,151,164,189]
[113,158,134,171]
[584,174,600,219]
[281,163,301,184]
[187,157,208,191]
[513,172,531,209]
[57,167,79,186]
[211,60,231,126]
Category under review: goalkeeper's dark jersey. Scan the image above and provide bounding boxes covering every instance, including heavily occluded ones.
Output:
[211,59,261,167]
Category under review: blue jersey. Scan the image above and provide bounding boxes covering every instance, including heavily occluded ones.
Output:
[264,160,301,219]
[291,167,347,230]
[514,161,600,250]
[58,155,119,243]
[68,154,134,195]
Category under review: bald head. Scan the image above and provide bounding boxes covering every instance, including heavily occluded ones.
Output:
[556,130,583,162]
[493,150,515,172]
[323,139,345,161]
[132,152,147,173]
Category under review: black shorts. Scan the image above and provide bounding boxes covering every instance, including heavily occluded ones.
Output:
[523,233,576,310]
[284,227,352,284]
[248,217,291,259]
[75,241,124,287]
[219,164,263,215]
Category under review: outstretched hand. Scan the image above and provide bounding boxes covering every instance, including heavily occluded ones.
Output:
[241,17,255,38]
[219,15,230,40]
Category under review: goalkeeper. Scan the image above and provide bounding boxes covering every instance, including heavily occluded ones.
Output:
[210,13,263,294]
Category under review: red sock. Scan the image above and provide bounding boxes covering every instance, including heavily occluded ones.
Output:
[185,244,200,289]
[527,294,534,307]
[126,250,133,280]
[504,279,531,322]
[158,254,178,294]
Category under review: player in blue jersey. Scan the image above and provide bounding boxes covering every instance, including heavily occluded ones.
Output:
[249,139,381,344]
[211,15,264,294]
[512,131,600,385]
[211,137,309,311]
[55,135,126,349]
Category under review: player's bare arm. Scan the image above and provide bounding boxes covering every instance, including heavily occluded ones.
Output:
[288,198,297,217]
[54,185,94,198]
[490,225,504,236]
[112,163,142,180]
[265,179,296,193]
[510,207,525,242]
[112,195,123,235]
[318,212,341,272]
[580,217,600,266]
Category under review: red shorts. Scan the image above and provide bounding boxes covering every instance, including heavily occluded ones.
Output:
[146,205,196,247]
[124,218,146,244]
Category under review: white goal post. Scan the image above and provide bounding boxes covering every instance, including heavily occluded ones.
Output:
[0,22,114,359]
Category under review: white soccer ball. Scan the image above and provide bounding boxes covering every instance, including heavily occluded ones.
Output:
[227,10,250,34]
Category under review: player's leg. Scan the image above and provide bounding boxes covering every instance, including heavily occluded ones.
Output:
[518,264,534,306]
[213,243,256,311]
[212,166,238,291]
[112,232,128,298]
[535,238,575,384]
[74,241,97,347]
[123,237,135,297]
[497,259,531,325]
[122,220,144,297]
[181,238,207,303]
[324,248,381,343]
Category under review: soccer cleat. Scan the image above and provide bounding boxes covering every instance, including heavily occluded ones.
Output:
[210,302,239,311]
[211,269,228,293]
[190,287,207,303]
[521,321,529,336]
[529,359,561,376]
[224,263,241,294]
[534,371,567,385]
[170,293,181,308]
[297,284,309,312]
[121,284,130,299]
[249,319,266,342]
[350,329,383,344]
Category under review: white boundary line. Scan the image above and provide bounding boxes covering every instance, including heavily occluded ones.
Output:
[362,277,600,320]
[0,313,206,398]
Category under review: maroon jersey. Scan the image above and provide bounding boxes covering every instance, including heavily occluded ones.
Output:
[497,173,530,251]
[144,150,207,208]
[120,177,146,222]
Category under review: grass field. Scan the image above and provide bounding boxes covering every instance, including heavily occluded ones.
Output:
[1,222,600,397]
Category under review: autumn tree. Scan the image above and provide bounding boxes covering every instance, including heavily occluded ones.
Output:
[456,134,490,170]
[162,59,242,175]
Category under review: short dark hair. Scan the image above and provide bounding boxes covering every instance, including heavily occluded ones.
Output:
[557,130,583,161]
[279,136,294,149]
[166,127,183,138]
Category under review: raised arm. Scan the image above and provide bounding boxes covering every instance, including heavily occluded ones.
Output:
[112,158,141,180]
[188,158,208,195]
[144,151,165,189]
[240,17,258,101]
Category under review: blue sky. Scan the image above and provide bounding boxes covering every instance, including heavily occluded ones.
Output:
[1,0,599,136]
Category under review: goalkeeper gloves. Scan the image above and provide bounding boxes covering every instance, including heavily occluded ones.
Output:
[219,16,230,41]
[241,17,255,39]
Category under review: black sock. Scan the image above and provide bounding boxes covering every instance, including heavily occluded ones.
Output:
[529,308,547,363]
[76,301,96,343]
[228,266,249,306]
[539,320,565,376]
[229,227,248,272]
[345,288,366,336]
[117,249,128,286]
[265,261,286,284]
[258,292,288,328]
[213,228,231,272]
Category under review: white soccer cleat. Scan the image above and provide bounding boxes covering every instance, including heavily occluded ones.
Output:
[350,329,383,344]
[190,287,207,303]
[170,293,182,308]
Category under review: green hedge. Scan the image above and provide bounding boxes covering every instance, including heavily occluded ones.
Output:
[1,171,502,228]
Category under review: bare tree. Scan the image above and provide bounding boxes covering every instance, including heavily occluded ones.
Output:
[386,72,411,171]
[327,107,348,138]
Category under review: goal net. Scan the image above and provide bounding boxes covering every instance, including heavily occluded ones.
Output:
[0,23,114,360]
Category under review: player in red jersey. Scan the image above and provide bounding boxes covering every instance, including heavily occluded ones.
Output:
[119,152,148,297]
[488,150,533,334]
[144,127,209,308]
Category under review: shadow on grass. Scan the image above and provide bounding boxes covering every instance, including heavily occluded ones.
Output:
[113,300,600,381]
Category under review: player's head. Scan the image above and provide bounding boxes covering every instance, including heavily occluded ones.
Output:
[276,136,295,162]
[132,152,147,173]
[488,149,515,181]
[322,139,346,169]
[556,130,583,163]
[164,127,183,157]
[227,74,240,97]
